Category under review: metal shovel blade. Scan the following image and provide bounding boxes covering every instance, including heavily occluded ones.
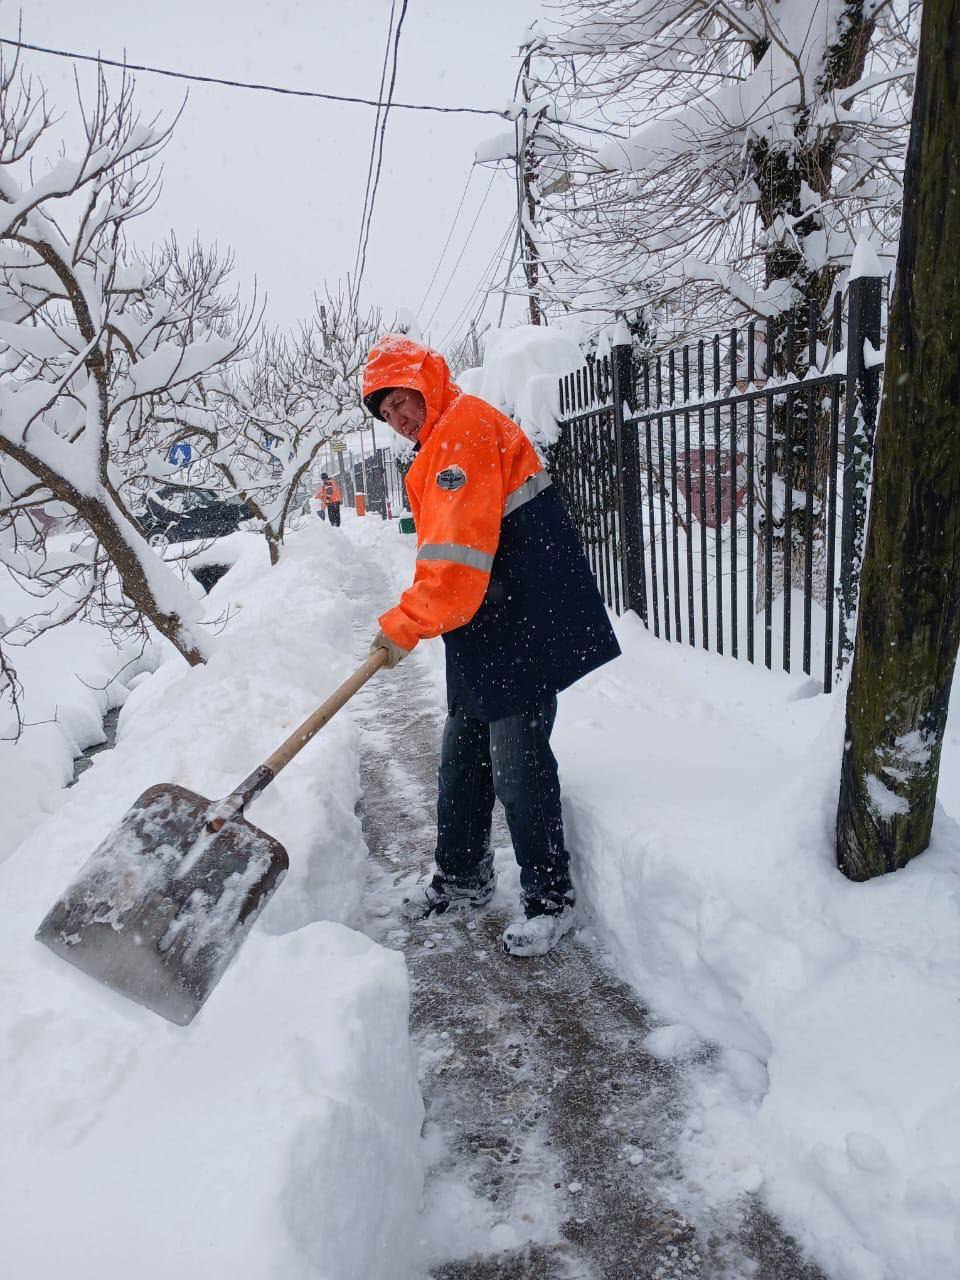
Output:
[35,783,288,1026]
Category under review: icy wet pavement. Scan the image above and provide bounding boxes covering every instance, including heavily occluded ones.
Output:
[351,581,829,1280]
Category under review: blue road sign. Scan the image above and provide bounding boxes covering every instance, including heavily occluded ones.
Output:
[169,442,192,468]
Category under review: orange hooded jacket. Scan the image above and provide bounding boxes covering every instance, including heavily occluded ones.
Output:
[362,335,542,652]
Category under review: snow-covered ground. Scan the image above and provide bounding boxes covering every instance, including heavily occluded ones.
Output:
[4,504,959,1280]
[0,522,423,1279]
[560,620,960,1280]
[367,508,960,1280]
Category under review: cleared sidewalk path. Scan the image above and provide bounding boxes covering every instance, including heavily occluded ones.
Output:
[350,564,828,1280]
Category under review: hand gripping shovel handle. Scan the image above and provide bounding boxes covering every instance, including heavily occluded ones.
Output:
[207,648,388,832]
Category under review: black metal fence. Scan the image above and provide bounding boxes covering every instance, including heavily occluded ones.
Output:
[551,277,882,692]
[333,446,408,517]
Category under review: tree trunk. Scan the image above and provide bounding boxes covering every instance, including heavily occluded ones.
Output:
[751,2,877,610]
[79,495,207,667]
[0,436,206,668]
[836,0,960,880]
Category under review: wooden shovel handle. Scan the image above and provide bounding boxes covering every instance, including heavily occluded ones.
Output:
[264,647,388,776]
[208,649,389,830]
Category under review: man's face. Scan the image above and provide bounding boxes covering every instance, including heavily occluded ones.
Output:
[380,388,427,443]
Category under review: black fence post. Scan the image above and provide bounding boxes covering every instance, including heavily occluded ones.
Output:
[611,341,647,624]
[838,273,883,670]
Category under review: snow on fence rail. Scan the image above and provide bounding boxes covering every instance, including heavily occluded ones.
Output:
[551,277,883,692]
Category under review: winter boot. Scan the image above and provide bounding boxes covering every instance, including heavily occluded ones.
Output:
[502,892,576,957]
[400,872,495,921]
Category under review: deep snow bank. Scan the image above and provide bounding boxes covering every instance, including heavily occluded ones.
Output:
[558,617,960,1280]
[0,563,154,863]
[0,522,424,1279]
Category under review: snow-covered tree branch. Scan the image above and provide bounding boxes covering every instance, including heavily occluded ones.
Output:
[527,0,917,337]
[207,285,391,565]
[0,51,255,667]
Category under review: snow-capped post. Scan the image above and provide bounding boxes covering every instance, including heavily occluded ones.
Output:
[836,0,960,881]
[837,252,883,669]
[610,337,647,623]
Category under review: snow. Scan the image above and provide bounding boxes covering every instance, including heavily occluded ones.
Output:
[7,497,960,1280]
[0,523,424,1278]
[865,771,911,818]
[458,324,584,449]
[849,235,886,281]
[475,129,517,164]
[0,566,152,863]
[362,512,960,1280]
[128,337,237,397]
[558,618,960,1280]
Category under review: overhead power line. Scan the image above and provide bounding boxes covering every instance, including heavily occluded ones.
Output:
[353,1,397,292]
[0,34,503,116]
[421,168,498,333]
[352,0,408,307]
[0,35,627,142]
[435,214,516,353]
[415,165,476,316]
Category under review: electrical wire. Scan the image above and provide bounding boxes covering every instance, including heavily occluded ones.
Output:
[351,0,397,301]
[0,34,627,137]
[496,222,522,326]
[0,33,500,116]
[415,165,476,317]
[352,0,408,306]
[420,167,498,332]
[434,215,516,353]
[473,220,523,331]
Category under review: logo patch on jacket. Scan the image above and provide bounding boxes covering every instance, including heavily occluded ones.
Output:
[436,465,467,492]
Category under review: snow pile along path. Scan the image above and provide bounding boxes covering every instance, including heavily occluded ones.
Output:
[0,555,154,863]
[558,616,960,1280]
[0,522,424,1280]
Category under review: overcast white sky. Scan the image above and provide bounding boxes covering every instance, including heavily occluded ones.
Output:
[14,0,541,345]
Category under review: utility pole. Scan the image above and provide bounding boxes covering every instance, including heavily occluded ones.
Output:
[518,42,543,327]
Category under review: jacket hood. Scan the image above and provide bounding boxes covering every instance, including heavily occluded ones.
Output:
[362,334,460,442]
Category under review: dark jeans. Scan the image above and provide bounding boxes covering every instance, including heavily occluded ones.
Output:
[435,697,572,904]
[327,503,341,527]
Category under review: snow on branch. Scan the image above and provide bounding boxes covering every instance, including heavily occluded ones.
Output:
[528,0,916,334]
[0,47,256,668]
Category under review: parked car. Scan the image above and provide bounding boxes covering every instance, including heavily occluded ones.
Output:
[135,484,254,545]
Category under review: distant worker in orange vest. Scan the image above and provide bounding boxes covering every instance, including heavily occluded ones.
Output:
[315,472,342,527]
[362,335,620,957]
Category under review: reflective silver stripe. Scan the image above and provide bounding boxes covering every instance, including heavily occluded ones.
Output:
[417,542,494,572]
[503,470,551,517]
